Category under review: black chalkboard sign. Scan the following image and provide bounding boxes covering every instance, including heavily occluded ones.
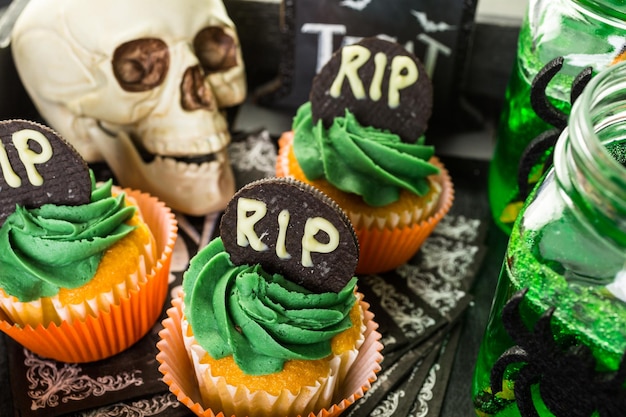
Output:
[255,0,478,126]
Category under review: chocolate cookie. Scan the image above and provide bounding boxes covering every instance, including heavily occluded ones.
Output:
[0,120,91,225]
[310,37,433,142]
[220,177,359,293]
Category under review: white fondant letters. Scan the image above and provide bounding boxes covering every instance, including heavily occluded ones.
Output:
[276,209,291,260]
[236,197,340,268]
[369,52,387,102]
[330,45,370,100]
[329,44,418,107]
[389,55,418,108]
[0,142,20,188]
[237,197,269,251]
[13,129,53,186]
[0,129,53,188]
[301,217,339,267]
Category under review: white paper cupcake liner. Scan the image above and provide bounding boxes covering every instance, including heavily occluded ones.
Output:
[157,294,383,417]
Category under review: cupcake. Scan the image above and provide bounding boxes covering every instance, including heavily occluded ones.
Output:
[0,119,177,362]
[157,177,383,417]
[276,37,454,274]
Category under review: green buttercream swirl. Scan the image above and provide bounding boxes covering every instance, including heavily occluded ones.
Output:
[0,173,137,302]
[293,101,440,206]
[183,237,358,376]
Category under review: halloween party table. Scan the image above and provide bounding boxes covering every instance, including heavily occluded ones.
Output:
[0,0,523,412]
[0,124,506,417]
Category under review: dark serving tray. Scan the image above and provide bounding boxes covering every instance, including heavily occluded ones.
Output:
[0,131,502,417]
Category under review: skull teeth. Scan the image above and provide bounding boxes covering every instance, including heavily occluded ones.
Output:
[157,153,217,164]
[131,131,228,164]
[156,154,223,174]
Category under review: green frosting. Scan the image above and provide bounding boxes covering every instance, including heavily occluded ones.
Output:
[0,173,137,302]
[292,101,440,206]
[183,237,358,376]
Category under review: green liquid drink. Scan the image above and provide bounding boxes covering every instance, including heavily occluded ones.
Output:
[475,60,626,416]
[488,58,569,233]
[472,226,626,416]
[488,0,626,234]
[489,50,573,233]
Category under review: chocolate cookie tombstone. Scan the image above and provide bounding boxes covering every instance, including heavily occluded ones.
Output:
[0,120,91,225]
[310,37,433,142]
[220,177,359,293]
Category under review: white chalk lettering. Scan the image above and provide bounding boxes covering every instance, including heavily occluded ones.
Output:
[301,23,347,73]
[417,33,451,77]
[304,27,448,82]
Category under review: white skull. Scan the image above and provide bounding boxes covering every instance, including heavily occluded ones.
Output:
[11,0,246,215]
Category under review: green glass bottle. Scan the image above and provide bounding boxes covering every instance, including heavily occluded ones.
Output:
[474,61,626,416]
[488,0,626,234]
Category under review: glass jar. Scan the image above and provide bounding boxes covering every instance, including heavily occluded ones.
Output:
[488,0,626,234]
[473,61,626,416]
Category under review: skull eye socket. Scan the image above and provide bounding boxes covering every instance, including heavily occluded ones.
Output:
[113,38,169,92]
[193,27,238,73]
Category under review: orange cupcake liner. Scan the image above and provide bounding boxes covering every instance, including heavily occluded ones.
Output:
[0,188,178,363]
[157,294,384,417]
[276,133,292,178]
[276,132,455,275]
[354,161,453,274]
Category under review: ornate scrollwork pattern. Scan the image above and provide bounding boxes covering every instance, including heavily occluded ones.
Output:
[79,393,181,416]
[371,390,405,417]
[24,349,143,411]
[412,363,440,417]
[395,215,480,313]
[362,274,437,339]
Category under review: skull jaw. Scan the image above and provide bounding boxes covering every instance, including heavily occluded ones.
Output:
[91,128,235,215]
[118,155,236,215]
